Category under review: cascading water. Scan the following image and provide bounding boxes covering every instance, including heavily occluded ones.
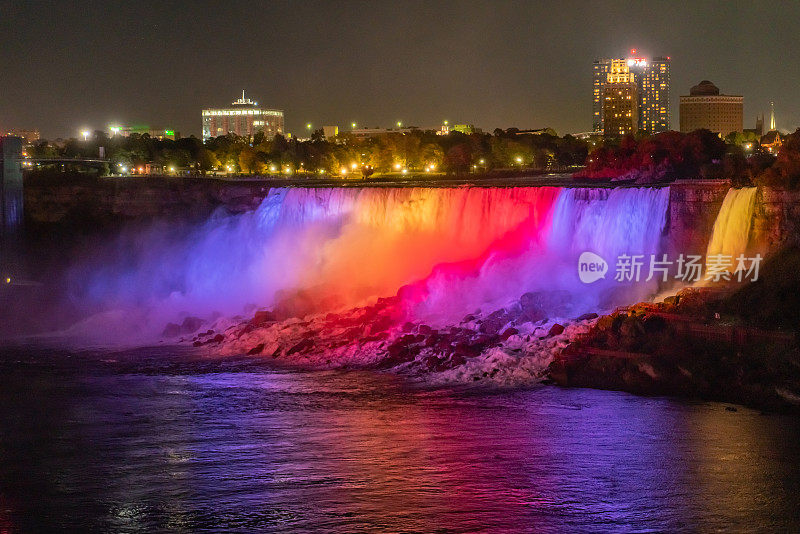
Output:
[412,186,671,322]
[705,187,758,260]
[66,185,673,343]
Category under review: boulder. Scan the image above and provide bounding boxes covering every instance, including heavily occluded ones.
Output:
[247,343,265,355]
[500,327,519,341]
[251,310,277,326]
[479,310,509,335]
[548,323,565,336]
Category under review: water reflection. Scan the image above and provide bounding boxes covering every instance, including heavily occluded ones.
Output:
[0,348,798,532]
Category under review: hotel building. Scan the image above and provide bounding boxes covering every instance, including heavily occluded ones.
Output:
[202,91,284,141]
[602,59,638,137]
[679,80,743,136]
[593,52,671,135]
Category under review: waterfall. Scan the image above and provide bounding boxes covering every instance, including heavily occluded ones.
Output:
[68,185,673,340]
[412,186,670,321]
[72,187,560,324]
[705,187,757,260]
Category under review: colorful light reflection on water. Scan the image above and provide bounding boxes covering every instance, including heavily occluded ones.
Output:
[0,348,798,532]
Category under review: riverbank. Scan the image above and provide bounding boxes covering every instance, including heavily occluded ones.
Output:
[548,248,800,412]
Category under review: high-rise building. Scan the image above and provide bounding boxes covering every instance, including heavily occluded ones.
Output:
[638,56,670,134]
[592,58,612,133]
[593,52,671,135]
[202,91,284,141]
[602,59,638,137]
[679,80,743,136]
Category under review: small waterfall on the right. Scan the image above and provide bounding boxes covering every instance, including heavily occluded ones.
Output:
[705,187,758,260]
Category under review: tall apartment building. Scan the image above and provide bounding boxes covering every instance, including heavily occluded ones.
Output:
[593,52,671,135]
[679,80,743,136]
[602,60,638,137]
[202,91,284,141]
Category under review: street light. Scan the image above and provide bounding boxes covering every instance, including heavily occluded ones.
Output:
[396,121,402,128]
[81,130,90,141]
[351,122,357,129]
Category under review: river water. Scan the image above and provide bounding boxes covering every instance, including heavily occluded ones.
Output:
[0,345,798,533]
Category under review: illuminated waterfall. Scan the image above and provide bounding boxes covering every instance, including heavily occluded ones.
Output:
[70,185,673,339]
[705,187,757,260]
[412,186,670,321]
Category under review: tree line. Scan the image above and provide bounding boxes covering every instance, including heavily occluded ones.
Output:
[26,128,590,177]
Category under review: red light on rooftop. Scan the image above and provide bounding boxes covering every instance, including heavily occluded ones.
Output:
[631,48,637,54]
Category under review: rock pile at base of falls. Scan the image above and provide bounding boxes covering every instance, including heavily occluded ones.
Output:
[163,291,599,387]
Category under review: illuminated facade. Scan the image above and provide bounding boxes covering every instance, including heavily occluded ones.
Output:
[602,60,638,137]
[679,80,743,136]
[636,56,670,134]
[593,53,671,135]
[202,91,284,141]
[592,58,612,133]
[109,125,176,140]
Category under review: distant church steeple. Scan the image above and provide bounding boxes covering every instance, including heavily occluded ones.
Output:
[770,101,776,131]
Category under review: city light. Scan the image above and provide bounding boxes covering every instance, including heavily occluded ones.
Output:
[351,122,357,129]
[479,159,485,165]
[394,163,402,170]
[401,168,408,174]
[306,123,312,130]
[515,156,523,164]
[350,162,358,170]
[81,130,90,141]
[270,165,277,173]
[396,121,402,128]
[340,167,348,175]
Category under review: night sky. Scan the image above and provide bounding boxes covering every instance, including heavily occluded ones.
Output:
[1,0,798,139]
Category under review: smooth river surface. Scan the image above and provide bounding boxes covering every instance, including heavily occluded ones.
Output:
[0,345,798,533]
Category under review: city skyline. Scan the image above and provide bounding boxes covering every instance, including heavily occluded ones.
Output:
[1,1,798,138]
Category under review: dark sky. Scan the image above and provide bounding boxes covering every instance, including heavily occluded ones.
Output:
[1,0,798,139]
